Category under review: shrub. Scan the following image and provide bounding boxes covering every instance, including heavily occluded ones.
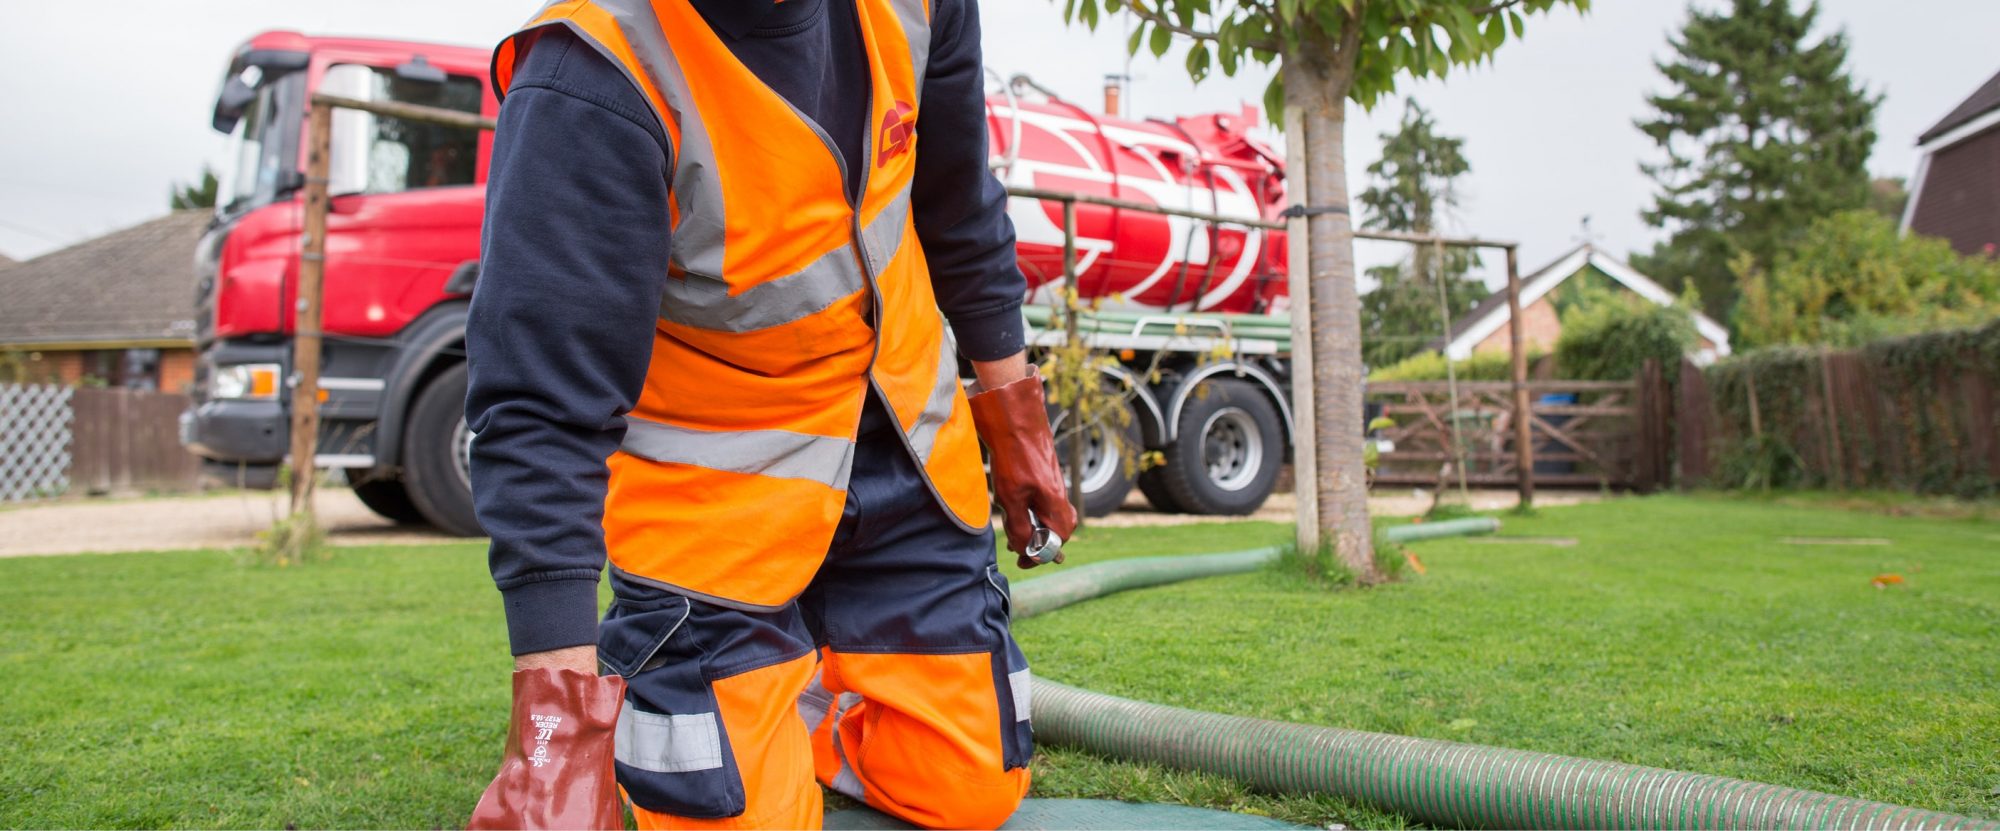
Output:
[1368,349,1531,382]
[1553,282,1697,381]
[1734,210,2000,348]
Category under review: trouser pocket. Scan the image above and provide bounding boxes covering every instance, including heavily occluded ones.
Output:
[984,565,1035,770]
[598,593,747,819]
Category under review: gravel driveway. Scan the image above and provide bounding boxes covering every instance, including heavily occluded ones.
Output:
[0,489,457,558]
[0,486,1602,558]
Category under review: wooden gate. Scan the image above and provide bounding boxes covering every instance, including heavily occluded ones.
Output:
[1367,378,1668,490]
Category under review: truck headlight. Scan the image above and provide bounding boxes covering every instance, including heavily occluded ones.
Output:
[212,363,281,400]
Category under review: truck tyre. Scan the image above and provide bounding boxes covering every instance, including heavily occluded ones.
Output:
[1155,377,1283,515]
[1136,466,1188,514]
[346,472,425,525]
[1052,400,1142,518]
[402,362,484,537]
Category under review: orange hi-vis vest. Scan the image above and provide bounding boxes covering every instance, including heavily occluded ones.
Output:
[494,0,992,610]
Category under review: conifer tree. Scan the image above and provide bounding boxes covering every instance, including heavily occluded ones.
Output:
[170,167,219,211]
[1357,101,1489,367]
[1632,0,1877,322]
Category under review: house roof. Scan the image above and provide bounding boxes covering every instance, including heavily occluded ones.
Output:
[1919,68,2000,147]
[1426,244,1733,364]
[0,253,16,268]
[0,212,207,349]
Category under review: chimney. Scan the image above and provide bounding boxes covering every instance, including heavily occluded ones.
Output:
[1103,74,1123,118]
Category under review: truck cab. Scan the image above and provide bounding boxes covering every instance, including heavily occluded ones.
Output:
[183,31,496,534]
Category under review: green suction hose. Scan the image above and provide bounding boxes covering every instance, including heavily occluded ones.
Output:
[1013,548,1282,618]
[1014,530,1997,830]
[1014,518,1498,619]
[1030,681,1993,830]
[1384,517,1505,543]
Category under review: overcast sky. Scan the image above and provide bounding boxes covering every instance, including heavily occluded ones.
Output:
[3,1,1997,283]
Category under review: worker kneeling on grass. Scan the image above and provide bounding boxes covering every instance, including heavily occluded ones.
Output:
[460,0,1078,828]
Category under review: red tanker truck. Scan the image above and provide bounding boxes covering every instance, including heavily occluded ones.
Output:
[182,30,1298,534]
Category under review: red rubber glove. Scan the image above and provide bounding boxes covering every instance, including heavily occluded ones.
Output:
[467,668,627,831]
[967,366,1080,569]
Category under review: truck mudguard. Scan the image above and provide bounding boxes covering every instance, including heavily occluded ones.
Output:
[369,301,472,473]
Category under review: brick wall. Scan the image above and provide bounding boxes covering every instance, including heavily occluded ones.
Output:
[159,349,196,394]
[1471,296,1562,355]
[0,349,78,385]
[0,347,195,391]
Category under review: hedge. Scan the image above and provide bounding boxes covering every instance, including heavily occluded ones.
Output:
[1702,319,2000,496]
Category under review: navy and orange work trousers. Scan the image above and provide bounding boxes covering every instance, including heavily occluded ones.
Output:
[597,402,1033,830]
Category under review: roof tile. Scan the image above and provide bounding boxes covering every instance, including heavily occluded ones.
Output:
[0,212,207,347]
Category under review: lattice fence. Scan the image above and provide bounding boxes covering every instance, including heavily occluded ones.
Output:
[0,384,75,502]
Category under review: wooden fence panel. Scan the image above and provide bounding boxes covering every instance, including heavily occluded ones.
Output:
[1702,339,2000,494]
[69,388,201,496]
[1674,359,1716,488]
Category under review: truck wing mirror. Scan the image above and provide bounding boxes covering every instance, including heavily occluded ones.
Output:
[212,77,257,133]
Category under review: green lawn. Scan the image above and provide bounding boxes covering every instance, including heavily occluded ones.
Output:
[1,495,1995,828]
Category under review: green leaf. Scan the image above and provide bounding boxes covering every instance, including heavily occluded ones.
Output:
[1127,22,1146,56]
[1185,42,1212,81]
[1508,10,1526,38]
[1149,22,1173,57]
[1262,76,1286,129]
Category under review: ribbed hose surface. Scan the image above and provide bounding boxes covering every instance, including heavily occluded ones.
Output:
[1014,534,1997,830]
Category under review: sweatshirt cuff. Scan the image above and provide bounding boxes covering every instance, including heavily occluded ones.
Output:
[947,301,1026,362]
[500,576,603,656]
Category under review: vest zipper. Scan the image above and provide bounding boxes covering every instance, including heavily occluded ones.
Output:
[794,76,982,534]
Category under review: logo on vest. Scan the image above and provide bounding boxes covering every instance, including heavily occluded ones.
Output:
[876,101,916,167]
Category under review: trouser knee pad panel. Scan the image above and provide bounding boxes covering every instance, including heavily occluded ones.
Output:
[599,594,750,819]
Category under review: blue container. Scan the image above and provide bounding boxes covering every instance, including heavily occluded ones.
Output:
[1534,393,1579,475]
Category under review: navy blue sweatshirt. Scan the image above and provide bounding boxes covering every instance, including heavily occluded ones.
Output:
[466,0,1026,656]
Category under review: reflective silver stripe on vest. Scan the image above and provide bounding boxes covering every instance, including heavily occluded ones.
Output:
[906,333,961,461]
[621,416,856,490]
[614,708,725,773]
[888,0,931,105]
[858,185,913,276]
[561,0,922,334]
[587,0,728,279]
[656,186,911,333]
[1008,668,1032,722]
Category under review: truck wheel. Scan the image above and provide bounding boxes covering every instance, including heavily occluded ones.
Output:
[1136,467,1188,514]
[346,472,424,525]
[1052,401,1141,518]
[402,363,484,537]
[1156,377,1283,515]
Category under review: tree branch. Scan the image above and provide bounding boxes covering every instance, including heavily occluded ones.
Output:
[1383,0,1526,41]
[1122,2,1219,41]
[1120,2,1280,53]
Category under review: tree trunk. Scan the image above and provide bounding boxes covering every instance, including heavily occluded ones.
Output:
[1284,22,1380,583]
